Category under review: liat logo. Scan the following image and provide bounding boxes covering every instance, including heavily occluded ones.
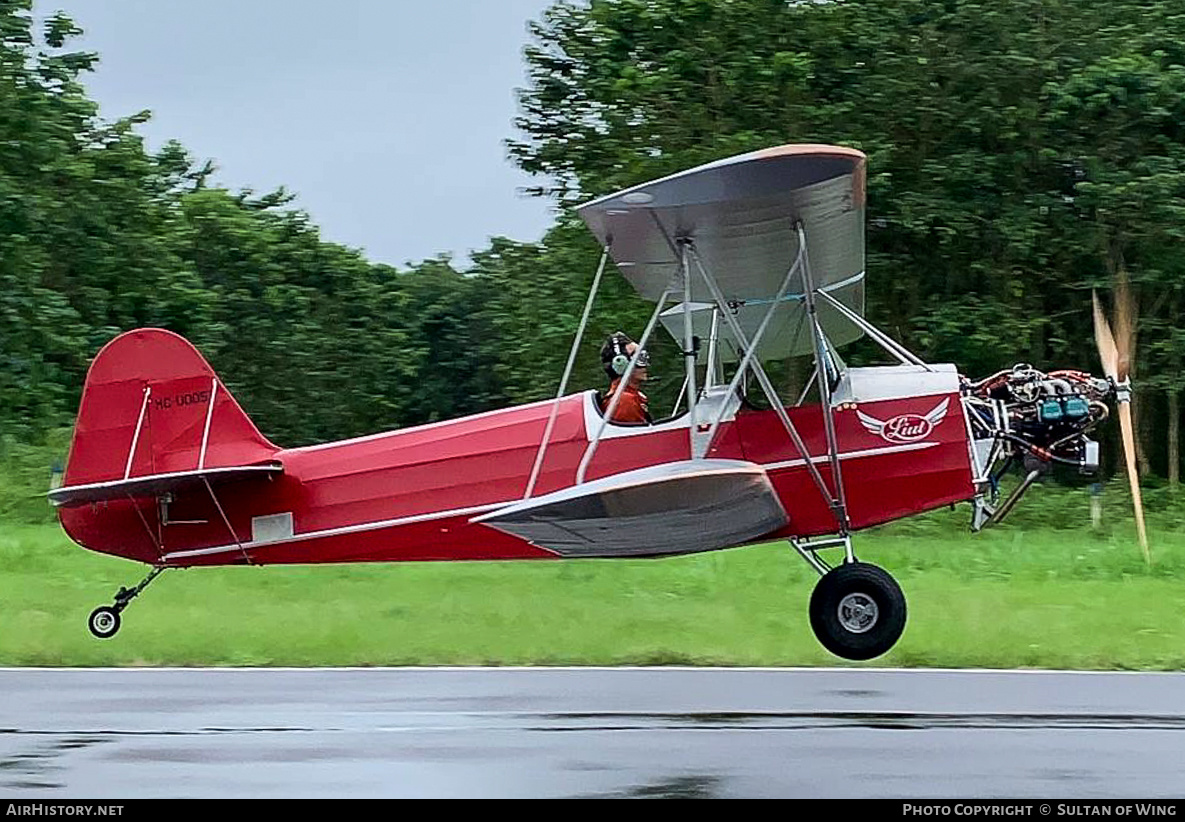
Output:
[857,398,949,444]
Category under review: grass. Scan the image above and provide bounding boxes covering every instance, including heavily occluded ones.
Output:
[1,488,1183,669]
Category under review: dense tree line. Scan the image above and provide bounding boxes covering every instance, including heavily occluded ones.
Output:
[512,0,1185,482]
[1,0,1183,484]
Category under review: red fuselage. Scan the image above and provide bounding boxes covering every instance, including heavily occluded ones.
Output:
[60,380,975,568]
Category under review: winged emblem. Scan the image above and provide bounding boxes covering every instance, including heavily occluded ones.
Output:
[856,398,950,444]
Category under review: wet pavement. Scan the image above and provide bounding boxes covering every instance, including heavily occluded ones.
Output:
[0,667,1183,798]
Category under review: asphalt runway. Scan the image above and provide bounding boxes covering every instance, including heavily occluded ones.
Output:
[1,667,1183,798]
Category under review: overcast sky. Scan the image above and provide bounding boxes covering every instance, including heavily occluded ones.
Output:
[50,0,558,267]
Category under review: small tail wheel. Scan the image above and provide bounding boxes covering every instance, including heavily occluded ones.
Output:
[88,606,121,640]
[809,562,906,660]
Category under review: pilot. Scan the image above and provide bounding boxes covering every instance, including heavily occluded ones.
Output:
[599,331,652,424]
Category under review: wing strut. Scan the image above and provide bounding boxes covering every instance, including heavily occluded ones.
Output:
[705,306,722,389]
[523,246,610,499]
[797,222,852,533]
[687,237,852,537]
[680,240,699,449]
[695,234,807,457]
[815,289,933,371]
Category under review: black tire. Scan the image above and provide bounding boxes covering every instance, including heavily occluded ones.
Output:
[88,606,121,640]
[809,562,906,660]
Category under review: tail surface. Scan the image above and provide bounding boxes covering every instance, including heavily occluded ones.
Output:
[62,328,277,488]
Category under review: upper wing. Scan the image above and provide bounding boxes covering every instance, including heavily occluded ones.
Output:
[578,145,867,358]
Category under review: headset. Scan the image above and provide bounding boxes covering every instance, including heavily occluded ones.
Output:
[602,332,649,379]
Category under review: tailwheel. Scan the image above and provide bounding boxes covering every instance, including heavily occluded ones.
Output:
[809,562,906,660]
[87,566,165,640]
[88,606,121,639]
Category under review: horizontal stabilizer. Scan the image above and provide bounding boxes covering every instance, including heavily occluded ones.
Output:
[48,464,282,508]
[473,460,788,558]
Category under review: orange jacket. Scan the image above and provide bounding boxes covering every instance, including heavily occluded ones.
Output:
[602,380,650,423]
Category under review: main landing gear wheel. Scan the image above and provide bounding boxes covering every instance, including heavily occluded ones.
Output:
[809,562,906,661]
[88,606,121,639]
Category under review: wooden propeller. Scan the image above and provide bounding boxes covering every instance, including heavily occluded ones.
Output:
[1093,279,1149,564]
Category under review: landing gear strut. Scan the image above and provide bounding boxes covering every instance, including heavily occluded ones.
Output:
[88,566,165,639]
[792,539,907,660]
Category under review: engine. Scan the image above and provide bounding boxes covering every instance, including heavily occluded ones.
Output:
[961,364,1117,528]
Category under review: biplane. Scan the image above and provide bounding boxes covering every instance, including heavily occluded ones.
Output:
[49,144,1141,660]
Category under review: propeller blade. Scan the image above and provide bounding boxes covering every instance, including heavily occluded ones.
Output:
[1092,291,1120,382]
[1114,268,1136,382]
[1118,403,1151,565]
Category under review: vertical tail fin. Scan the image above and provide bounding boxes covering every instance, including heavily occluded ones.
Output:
[62,328,277,488]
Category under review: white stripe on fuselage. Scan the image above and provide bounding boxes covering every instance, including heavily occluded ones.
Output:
[762,440,938,471]
[160,501,509,562]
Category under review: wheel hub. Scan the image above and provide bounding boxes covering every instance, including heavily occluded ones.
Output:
[837,592,879,633]
[93,612,115,632]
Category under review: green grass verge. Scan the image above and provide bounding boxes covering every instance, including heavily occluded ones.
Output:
[1,497,1182,668]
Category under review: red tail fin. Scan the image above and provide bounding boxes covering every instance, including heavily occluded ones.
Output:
[63,329,277,487]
